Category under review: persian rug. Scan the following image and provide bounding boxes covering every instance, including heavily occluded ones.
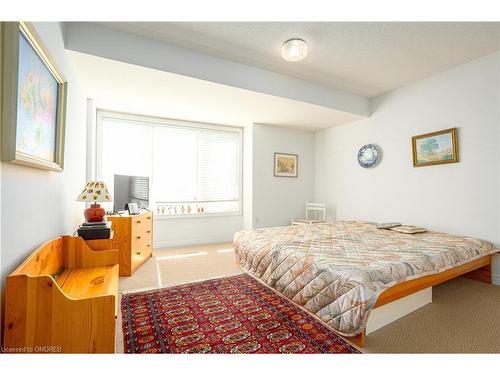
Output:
[121,273,361,354]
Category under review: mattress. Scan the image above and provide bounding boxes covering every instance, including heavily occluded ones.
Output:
[233,221,497,336]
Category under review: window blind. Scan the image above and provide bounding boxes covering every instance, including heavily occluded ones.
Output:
[132,176,150,201]
[98,112,242,215]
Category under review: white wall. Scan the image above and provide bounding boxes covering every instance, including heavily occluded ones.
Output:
[253,124,315,228]
[242,124,253,229]
[315,53,500,283]
[153,215,244,248]
[1,23,87,279]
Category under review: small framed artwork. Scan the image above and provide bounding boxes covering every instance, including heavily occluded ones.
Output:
[412,127,459,167]
[274,152,298,177]
[1,22,67,172]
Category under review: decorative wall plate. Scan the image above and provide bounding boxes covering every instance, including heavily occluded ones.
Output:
[357,144,381,168]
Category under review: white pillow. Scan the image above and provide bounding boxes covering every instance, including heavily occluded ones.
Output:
[390,225,427,234]
[376,222,401,229]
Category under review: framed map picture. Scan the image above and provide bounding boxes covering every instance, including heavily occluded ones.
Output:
[274,152,298,177]
[412,128,459,167]
[1,22,67,172]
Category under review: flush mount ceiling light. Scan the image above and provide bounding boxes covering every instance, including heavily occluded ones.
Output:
[281,39,308,62]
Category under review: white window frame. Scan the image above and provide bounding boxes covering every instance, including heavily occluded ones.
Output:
[96,109,243,219]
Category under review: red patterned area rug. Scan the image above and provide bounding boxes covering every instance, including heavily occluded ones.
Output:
[121,273,360,354]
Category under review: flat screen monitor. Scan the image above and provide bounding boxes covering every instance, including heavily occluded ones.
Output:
[113,174,150,212]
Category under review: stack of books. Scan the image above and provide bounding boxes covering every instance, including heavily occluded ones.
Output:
[77,221,112,240]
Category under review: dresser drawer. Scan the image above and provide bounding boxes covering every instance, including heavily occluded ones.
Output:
[133,224,152,240]
[132,233,152,252]
[131,245,152,271]
[131,216,151,245]
[131,214,152,233]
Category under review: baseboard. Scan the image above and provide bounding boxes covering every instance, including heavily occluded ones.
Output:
[492,274,500,286]
[154,237,233,249]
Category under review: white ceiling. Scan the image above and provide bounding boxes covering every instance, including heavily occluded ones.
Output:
[68,51,363,131]
[98,22,500,98]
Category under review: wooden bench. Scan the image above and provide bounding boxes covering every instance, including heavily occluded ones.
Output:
[3,236,119,353]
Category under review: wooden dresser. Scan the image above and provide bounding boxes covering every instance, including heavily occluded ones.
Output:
[108,211,153,276]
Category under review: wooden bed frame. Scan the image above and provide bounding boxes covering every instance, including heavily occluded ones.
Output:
[345,254,493,348]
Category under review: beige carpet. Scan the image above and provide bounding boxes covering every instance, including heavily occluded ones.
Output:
[116,243,500,353]
[364,276,500,353]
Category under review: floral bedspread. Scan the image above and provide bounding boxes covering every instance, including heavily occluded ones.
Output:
[233,221,497,336]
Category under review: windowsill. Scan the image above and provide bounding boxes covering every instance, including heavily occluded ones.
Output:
[153,211,242,220]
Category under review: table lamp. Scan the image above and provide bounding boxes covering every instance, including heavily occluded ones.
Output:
[76,180,113,222]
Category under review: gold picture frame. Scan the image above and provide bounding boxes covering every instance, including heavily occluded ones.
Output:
[274,152,298,177]
[412,127,459,167]
[1,22,67,172]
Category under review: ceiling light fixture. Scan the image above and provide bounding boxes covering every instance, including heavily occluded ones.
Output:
[281,39,308,62]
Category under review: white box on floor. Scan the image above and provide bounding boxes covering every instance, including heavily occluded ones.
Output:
[366,287,432,335]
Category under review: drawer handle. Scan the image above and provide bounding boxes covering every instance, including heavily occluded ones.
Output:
[136,236,141,240]
[146,244,151,247]
[136,220,141,224]
[147,216,151,220]
[136,251,141,255]
[146,230,151,234]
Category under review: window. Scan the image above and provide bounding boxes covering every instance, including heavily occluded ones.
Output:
[97,111,242,216]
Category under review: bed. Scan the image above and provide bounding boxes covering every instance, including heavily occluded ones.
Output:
[233,221,498,347]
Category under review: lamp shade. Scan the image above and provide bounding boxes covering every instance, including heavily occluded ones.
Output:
[76,181,113,202]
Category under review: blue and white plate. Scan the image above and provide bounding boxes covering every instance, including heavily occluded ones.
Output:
[357,144,381,168]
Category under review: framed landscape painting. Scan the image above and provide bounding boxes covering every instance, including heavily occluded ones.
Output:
[274,152,298,177]
[1,22,67,172]
[412,127,459,167]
